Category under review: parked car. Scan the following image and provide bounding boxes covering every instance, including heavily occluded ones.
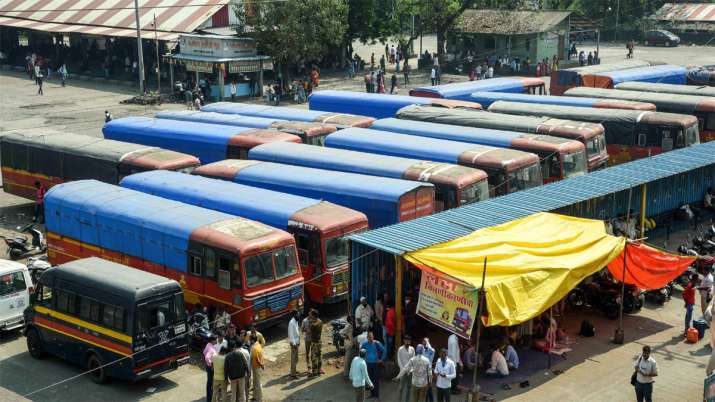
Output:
[644,30,680,47]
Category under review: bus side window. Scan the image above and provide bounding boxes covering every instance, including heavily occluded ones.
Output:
[239,149,249,160]
[661,129,674,151]
[217,255,232,290]
[205,248,216,280]
[230,259,242,290]
[79,296,101,323]
[102,304,125,332]
[698,117,705,132]
[36,284,53,306]
[56,290,77,315]
[637,133,647,147]
[190,255,202,277]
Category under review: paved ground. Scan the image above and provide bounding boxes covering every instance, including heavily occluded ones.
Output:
[1,40,715,401]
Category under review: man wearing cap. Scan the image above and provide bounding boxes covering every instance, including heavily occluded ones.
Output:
[355,296,374,331]
[350,349,373,402]
[394,344,433,402]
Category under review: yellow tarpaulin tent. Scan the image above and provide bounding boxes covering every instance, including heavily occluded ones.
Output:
[405,212,625,327]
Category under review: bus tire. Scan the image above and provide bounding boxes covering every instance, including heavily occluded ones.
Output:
[26,328,46,359]
[87,353,107,384]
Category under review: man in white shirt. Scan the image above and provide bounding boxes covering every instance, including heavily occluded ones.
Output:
[634,345,657,402]
[699,269,714,315]
[288,310,301,379]
[430,67,437,86]
[355,297,374,331]
[397,335,415,402]
[447,334,461,394]
[485,346,509,377]
[394,344,432,402]
[230,81,237,102]
[434,348,456,402]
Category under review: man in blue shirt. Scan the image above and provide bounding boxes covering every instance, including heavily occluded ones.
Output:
[361,331,385,400]
[349,349,374,402]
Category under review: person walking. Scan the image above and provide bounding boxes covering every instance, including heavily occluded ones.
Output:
[309,309,324,377]
[633,345,658,402]
[288,310,301,379]
[37,73,44,95]
[58,63,68,87]
[384,302,396,359]
[33,181,47,223]
[684,274,697,334]
[422,338,436,402]
[225,341,248,402]
[230,81,237,102]
[237,340,251,402]
[302,311,313,372]
[434,348,457,402]
[390,74,398,94]
[699,268,713,315]
[403,61,410,85]
[250,333,264,402]
[379,55,386,72]
[212,346,228,402]
[587,52,593,66]
[204,335,219,402]
[361,331,385,401]
[350,349,374,402]
[430,67,436,86]
[397,335,415,402]
[394,344,432,402]
[104,110,113,123]
[342,315,355,379]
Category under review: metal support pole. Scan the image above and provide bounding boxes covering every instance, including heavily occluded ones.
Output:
[218,63,225,101]
[133,0,145,93]
[640,184,647,239]
[614,188,632,344]
[469,258,488,402]
[169,61,174,92]
[154,14,160,93]
[615,0,621,43]
[596,29,600,62]
[395,256,403,349]
[258,62,264,97]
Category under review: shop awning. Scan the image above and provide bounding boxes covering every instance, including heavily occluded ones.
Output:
[405,212,625,327]
[0,0,225,41]
[607,242,695,290]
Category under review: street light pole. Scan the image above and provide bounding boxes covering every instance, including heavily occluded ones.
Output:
[614,188,632,345]
[154,13,160,93]
[615,0,621,42]
[133,0,146,93]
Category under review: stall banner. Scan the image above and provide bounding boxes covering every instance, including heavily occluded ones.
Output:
[185,60,213,73]
[417,270,478,339]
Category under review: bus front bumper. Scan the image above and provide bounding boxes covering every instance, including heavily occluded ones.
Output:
[323,292,348,304]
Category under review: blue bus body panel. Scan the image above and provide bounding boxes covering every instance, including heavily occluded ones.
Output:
[230,162,431,228]
[201,102,325,122]
[102,116,256,164]
[44,180,234,272]
[596,65,687,85]
[324,128,480,163]
[120,170,319,230]
[155,110,282,129]
[469,91,599,108]
[248,142,416,179]
[308,90,434,119]
[370,118,518,147]
[412,77,532,100]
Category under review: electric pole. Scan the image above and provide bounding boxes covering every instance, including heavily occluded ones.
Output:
[133,0,146,93]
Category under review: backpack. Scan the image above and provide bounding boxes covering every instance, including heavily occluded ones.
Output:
[579,320,595,337]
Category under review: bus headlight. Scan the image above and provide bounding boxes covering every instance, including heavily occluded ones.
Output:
[297,298,303,307]
[253,314,260,321]
[332,286,337,294]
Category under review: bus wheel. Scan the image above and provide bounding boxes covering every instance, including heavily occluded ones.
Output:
[87,354,107,384]
[26,328,46,359]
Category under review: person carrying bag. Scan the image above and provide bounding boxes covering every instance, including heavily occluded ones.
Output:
[631,345,658,402]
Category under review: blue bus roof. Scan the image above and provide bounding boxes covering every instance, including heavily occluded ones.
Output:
[324,127,488,163]
[155,110,283,129]
[370,118,518,147]
[411,77,539,100]
[248,142,420,179]
[201,102,326,122]
[594,64,687,85]
[103,116,256,164]
[44,180,236,272]
[469,91,600,108]
[308,90,438,119]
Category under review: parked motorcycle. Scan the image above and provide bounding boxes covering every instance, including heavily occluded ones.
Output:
[644,287,670,305]
[693,236,715,255]
[330,318,347,354]
[567,281,620,320]
[27,255,51,284]
[188,311,213,351]
[1,223,46,260]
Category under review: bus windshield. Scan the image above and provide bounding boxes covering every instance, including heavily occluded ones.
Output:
[274,246,298,279]
[136,292,185,334]
[562,151,588,178]
[685,124,700,146]
[460,180,489,205]
[508,164,542,193]
[325,236,349,268]
[244,246,299,287]
[586,134,607,159]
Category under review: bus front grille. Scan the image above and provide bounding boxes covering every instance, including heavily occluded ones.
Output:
[254,285,301,313]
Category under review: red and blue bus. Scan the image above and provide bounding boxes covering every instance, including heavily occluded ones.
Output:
[322,128,542,196]
[550,59,654,95]
[409,77,546,100]
[308,90,482,119]
[395,105,609,171]
[155,110,337,146]
[469,91,655,110]
[103,116,301,164]
[201,102,376,128]
[45,180,304,328]
[370,118,587,182]
[582,84,715,142]
[121,171,367,305]
[248,142,489,211]
[193,160,435,228]
[488,100,700,164]
[578,64,687,89]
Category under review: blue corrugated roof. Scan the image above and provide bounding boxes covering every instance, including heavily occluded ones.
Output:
[411,77,535,99]
[155,110,283,128]
[325,127,489,163]
[308,90,439,119]
[371,118,519,147]
[470,91,600,108]
[202,102,327,122]
[594,64,687,85]
[248,142,419,179]
[120,170,321,230]
[350,140,715,254]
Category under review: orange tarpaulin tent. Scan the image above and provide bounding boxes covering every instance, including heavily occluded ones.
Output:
[607,242,695,290]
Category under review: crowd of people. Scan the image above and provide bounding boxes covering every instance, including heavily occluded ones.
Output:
[25,52,69,95]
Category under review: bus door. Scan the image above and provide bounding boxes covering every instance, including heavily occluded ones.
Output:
[292,229,323,303]
[186,242,208,306]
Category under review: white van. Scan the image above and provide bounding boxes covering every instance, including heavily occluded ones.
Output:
[0,260,33,331]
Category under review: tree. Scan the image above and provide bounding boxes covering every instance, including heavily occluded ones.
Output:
[236,0,348,75]
[412,0,475,55]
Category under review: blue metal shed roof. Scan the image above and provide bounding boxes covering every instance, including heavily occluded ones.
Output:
[248,142,419,179]
[308,90,440,119]
[155,110,283,128]
[370,118,518,148]
[325,127,492,163]
[201,102,327,122]
[120,170,321,230]
[103,116,255,164]
[594,64,687,85]
[411,77,535,100]
[469,91,600,108]
[350,140,715,255]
